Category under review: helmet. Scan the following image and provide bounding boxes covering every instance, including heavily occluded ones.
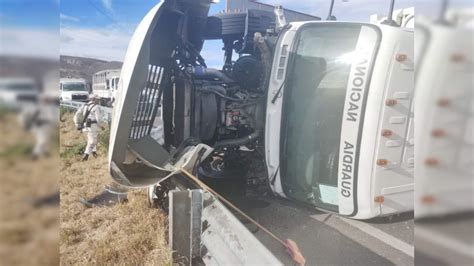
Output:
[90,94,100,101]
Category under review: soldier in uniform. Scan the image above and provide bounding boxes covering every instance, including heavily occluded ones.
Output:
[73,94,102,161]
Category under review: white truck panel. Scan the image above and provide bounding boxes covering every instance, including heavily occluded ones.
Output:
[415,20,474,218]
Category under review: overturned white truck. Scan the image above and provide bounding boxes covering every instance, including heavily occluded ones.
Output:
[109,0,414,220]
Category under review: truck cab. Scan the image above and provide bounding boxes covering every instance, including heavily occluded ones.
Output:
[60,78,89,102]
[108,0,414,219]
[266,22,414,219]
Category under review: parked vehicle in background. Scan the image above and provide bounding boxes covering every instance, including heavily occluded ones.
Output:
[60,78,89,102]
[0,77,39,109]
[92,69,121,106]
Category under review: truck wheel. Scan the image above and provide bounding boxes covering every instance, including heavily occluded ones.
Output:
[147,183,170,213]
[198,154,247,179]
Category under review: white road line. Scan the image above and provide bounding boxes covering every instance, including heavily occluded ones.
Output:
[341,218,414,257]
[311,214,415,258]
[416,226,474,259]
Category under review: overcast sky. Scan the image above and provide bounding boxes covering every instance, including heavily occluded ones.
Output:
[0,0,471,62]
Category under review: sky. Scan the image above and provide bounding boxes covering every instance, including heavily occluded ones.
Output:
[0,0,59,58]
[0,0,471,62]
[58,0,422,63]
[59,0,230,62]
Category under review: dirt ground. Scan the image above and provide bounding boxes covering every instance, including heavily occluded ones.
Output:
[0,112,59,265]
[59,111,171,265]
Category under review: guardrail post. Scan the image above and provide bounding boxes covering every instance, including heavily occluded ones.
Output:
[169,189,203,265]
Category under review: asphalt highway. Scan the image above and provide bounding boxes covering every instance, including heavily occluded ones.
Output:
[206,178,414,265]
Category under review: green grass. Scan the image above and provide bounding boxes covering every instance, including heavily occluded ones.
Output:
[60,142,86,159]
[0,106,10,120]
[98,127,110,151]
[60,106,71,121]
[60,125,109,159]
[0,143,33,158]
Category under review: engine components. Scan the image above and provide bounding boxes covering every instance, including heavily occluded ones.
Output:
[187,66,235,83]
[232,56,263,91]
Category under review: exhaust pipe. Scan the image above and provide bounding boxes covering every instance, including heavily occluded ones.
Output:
[213,130,261,149]
[187,66,235,83]
[382,0,399,26]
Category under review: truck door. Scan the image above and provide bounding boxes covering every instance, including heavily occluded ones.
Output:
[278,23,381,215]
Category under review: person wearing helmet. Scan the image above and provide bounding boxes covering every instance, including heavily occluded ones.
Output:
[73,94,102,161]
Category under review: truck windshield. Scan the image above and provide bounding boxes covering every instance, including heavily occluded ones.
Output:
[280,24,379,212]
[63,83,87,92]
[3,83,35,91]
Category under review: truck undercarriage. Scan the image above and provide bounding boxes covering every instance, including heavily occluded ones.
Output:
[108,0,292,190]
[159,10,277,176]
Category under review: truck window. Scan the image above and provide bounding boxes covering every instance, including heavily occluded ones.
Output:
[114,78,119,89]
[6,83,35,91]
[62,83,87,92]
[280,24,380,212]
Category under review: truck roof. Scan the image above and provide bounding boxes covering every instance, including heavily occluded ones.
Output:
[0,77,36,85]
[94,69,121,76]
[227,0,320,22]
[60,78,86,83]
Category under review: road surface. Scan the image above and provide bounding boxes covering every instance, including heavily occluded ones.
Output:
[206,178,414,265]
[415,213,474,265]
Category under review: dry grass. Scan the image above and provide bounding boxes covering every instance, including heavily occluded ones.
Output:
[0,113,59,266]
[59,112,171,265]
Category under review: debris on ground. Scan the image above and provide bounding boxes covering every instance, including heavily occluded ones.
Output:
[79,186,128,208]
[31,191,60,208]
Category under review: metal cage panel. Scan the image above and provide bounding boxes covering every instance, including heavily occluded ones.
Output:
[129,64,163,140]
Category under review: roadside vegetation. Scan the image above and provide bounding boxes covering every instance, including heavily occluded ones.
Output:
[60,111,171,265]
[0,142,33,158]
[0,106,9,120]
[0,113,59,265]
[59,106,69,121]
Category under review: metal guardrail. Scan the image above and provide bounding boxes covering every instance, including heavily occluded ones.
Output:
[60,100,113,124]
[169,189,282,265]
[62,100,280,264]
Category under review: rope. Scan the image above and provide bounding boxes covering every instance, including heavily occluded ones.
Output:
[179,168,287,246]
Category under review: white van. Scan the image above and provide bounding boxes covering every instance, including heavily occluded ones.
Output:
[60,78,89,102]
